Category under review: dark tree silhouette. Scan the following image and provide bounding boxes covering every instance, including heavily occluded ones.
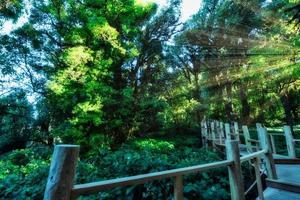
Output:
[286,4,300,26]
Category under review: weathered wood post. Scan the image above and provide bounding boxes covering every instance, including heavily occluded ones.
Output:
[269,134,277,154]
[253,157,264,200]
[203,120,208,148]
[216,121,223,145]
[44,145,80,200]
[201,120,206,147]
[258,127,277,180]
[226,140,245,200]
[225,123,231,140]
[256,123,263,149]
[234,122,240,142]
[207,120,211,147]
[220,122,225,144]
[211,121,216,150]
[242,126,252,152]
[256,123,262,129]
[174,175,183,200]
[283,125,296,158]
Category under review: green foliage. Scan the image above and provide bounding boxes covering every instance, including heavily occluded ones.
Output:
[39,0,159,146]
[0,90,33,153]
[0,0,300,199]
[75,141,229,199]
[1,0,182,149]
[0,0,24,24]
[159,76,201,128]
[167,0,300,127]
[0,137,229,200]
[131,138,175,153]
[0,147,51,200]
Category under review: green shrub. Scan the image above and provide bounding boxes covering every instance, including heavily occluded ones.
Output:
[0,140,230,200]
[76,144,229,199]
[131,138,175,153]
[0,148,50,200]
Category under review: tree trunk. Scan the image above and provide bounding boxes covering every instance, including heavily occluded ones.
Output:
[225,83,234,121]
[280,94,294,129]
[239,86,250,124]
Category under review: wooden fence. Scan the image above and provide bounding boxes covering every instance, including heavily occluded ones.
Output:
[201,119,299,159]
[43,121,298,200]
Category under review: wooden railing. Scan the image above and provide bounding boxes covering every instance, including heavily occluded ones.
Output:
[43,124,278,200]
[201,119,298,159]
[71,159,232,199]
[43,118,299,200]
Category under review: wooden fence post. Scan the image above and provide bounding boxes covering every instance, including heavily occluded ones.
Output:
[256,123,263,149]
[234,122,240,142]
[225,123,231,140]
[216,121,223,145]
[242,125,252,153]
[258,128,277,180]
[203,120,208,148]
[269,134,277,154]
[253,157,264,200]
[174,175,183,200]
[44,145,80,200]
[283,125,296,158]
[211,121,216,150]
[220,122,225,142]
[254,123,262,151]
[256,123,262,128]
[226,140,245,200]
[201,120,206,147]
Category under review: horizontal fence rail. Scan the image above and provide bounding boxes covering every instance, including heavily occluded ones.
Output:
[44,119,299,200]
[240,149,267,163]
[71,159,233,198]
[44,141,273,200]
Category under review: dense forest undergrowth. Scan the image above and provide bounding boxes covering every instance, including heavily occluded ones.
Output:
[1,126,299,199]
[1,130,232,199]
[1,0,300,199]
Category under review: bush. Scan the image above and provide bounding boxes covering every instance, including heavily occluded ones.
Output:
[76,143,229,199]
[0,90,33,153]
[0,148,51,200]
[0,140,230,200]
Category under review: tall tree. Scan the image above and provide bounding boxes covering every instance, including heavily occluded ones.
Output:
[0,90,33,153]
[170,0,265,123]
[0,0,24,26]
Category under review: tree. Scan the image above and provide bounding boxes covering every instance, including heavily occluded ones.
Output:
[34,0,157,148]
[0,90,33,153]
[124,0,182,134]
[0,0,24,27]
[0,0,183,150]
[249,0,300,127]
[286,3,300,27]
[169,0,265,124]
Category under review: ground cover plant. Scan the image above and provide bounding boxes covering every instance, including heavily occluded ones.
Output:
[0,0,299,199]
